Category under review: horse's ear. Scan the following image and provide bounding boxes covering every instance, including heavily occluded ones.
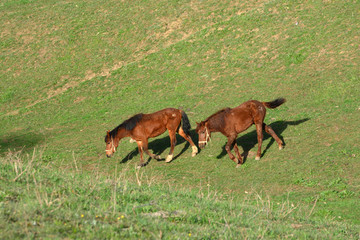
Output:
[106,130,110,137]
[196,122,199,126]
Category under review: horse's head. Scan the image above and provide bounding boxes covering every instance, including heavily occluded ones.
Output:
[105,130,117,158]
[196,121,211,149]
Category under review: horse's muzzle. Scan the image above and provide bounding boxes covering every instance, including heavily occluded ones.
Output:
[198,142,207,149]
[106,154,112,158]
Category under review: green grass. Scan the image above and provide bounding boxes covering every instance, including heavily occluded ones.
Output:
[1,150,359,239]
[1,0,360,238]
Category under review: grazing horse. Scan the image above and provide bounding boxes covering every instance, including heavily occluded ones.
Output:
[105,108,198,167]
[196,98,286,167]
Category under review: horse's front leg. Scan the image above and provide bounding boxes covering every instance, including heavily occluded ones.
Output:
[142,139,162,160]
[225,135,239,165]
[136,141,146,168]
[165,130,176,163]
[233,142,243,165]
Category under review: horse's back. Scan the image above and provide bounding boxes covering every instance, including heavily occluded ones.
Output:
[132,108,181,138]
[141,108,180,121]
[235,100,266,122]
[234,100,265,113]
[227,100,266,132]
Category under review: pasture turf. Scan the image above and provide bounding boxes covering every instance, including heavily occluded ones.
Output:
[1,0,359,237]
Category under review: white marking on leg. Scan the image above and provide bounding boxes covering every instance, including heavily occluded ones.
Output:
[129,138,136,143]
[165,154,173,163]
[192,146,198,157]
[255,156,261,161]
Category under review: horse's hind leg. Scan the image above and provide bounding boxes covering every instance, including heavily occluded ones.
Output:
[255,123,263,160]
[178,127,198,157]
[263,123,284,149]
[165,130,176,163]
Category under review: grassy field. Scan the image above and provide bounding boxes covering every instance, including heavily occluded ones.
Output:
[1,149,359,239]
[1,0,360,238]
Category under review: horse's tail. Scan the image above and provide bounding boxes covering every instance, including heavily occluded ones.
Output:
[263,98,286,109]
[181,111,192,136]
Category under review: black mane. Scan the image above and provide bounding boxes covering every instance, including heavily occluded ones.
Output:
[105,113,143,141]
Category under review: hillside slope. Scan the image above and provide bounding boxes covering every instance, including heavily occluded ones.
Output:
[1,0,359,226]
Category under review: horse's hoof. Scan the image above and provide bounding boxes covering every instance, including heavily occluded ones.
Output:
[136,165,142,169]
[236,164,241,168]
[279,145,283,150]
[154,155,162,160]
[165,155,173,163]
[255,156,260,161]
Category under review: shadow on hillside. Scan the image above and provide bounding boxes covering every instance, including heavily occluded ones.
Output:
[119,129,199,164]
[216,118,310,163]
[0,131,44,155]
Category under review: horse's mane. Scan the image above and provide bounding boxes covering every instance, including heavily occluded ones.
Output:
[204,107,231,129]
[107,113,143,140]
[205,108,231,122]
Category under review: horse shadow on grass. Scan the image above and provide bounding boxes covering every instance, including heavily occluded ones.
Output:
[216,118,310,163]
[0,131,44,155]
[119,130,199,164]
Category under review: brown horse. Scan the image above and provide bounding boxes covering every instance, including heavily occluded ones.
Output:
[196,98,286,167]
[105,108,198,167]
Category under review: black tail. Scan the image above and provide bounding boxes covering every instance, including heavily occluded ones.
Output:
[263,98,286,109]
[181,111,191,136]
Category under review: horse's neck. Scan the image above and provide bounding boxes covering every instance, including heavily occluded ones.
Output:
[114,128,129,144]
[207,119,221,133]
[207,110,228,133]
